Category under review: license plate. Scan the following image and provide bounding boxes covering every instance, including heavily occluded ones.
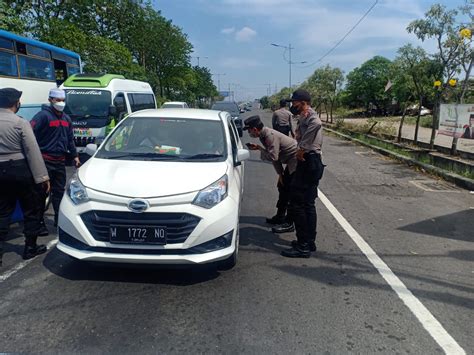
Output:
[74,128,92,137]
[110,225,167,245]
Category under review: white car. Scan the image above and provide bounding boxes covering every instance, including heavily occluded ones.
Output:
[57,108,249,268]
[161,101,189,108]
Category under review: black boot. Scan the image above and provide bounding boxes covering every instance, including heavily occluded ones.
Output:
[266,214,286,225]
[281,244,311,258]
[291,240,317,252]
[23,236,47,260]
[272,222,295,233]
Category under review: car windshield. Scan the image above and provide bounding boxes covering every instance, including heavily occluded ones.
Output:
[162,103,184,108]
[211,102,239,115]
[64,89,111,118]
[96,116,227,161]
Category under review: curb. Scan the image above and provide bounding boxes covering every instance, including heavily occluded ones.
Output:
[324,127,474,191]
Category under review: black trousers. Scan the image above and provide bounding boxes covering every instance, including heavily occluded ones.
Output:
[288,152,324,247]
[0,160,42,260]
[274,125,291,136]
[276,167,293,222]
[38,160,66,222]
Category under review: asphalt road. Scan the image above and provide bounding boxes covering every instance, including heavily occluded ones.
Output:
[0,106,473,354]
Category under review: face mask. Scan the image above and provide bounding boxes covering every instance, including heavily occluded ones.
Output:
[15,102,21,114]
[52,101,66,112]
[290,104,301,115]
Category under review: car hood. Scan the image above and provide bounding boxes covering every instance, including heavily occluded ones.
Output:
[79,158,228,198]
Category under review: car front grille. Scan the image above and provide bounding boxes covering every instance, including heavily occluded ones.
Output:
[81,211,200,244]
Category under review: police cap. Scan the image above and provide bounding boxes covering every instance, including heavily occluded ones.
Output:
[243,115,263,130]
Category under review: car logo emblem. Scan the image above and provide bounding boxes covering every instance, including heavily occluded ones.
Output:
[127,199,149,213]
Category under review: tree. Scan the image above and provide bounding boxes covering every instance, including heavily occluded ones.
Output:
[407,3,472,152]
[0,1,27,33]
[344,56,393,116]
[302,65,344,122]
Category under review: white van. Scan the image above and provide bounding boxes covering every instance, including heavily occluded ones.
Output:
[60,73,156,153]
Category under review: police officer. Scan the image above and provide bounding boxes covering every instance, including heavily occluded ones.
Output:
[31,88,80,234]
[272,99,294,137]
[0,88,50,265]
[243,115,297,226]
[280,89,324,258]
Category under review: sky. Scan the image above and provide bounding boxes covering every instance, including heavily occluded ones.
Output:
[154,0,469,101]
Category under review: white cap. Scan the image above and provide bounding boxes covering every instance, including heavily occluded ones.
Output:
[49,88,66,99]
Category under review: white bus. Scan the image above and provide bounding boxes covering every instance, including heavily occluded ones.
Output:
[0,30,82,120]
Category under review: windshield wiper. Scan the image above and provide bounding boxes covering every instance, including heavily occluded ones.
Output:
[105,152,181,160]
[184,153,223,160]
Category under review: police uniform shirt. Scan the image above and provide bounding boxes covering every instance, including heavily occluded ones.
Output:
[0,108,49,183]
[295,108,323,154]
[259,126,298,174]
[272,108,293,128]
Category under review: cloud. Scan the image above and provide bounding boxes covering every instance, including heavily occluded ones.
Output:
[235,27,257,42]
[221,27,235,35]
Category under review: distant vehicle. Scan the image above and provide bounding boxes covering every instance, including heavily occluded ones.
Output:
[161,101,189,109]
[60,73,156,153]
[211,101,242,137]
[57,108,249,269]
[0,29,82,120]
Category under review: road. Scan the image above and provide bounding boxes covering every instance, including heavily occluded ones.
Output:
[0,106,473,354]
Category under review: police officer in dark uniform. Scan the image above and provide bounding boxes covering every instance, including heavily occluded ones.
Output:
[0,88,50,265]
[280,89,325,258]
[272,99,294,137]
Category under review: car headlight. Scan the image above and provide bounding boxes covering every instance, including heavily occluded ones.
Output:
[193,174,228,209]
[67,173,90,205]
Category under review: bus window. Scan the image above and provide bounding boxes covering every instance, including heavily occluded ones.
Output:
[18,56,55,81]
[127,93,156,112]
[0,37,14,51]
[16,41,27,55]
[52,52,80,66]
[26,44,51,59]
[0,51,18,77]
[67,65,80,76]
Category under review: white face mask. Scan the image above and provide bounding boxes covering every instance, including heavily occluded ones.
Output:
[52,101,66,112]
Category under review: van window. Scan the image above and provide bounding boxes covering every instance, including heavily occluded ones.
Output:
[228,120,238,161]
[114,93,127,120]
[128,93,155,112]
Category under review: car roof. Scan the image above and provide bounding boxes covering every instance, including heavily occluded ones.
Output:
[129,108,225,121]
[162,101,187,105]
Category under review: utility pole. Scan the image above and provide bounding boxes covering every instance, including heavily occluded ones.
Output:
[212,73,226,92]
[271,43,307,91]
[192,56,208,67]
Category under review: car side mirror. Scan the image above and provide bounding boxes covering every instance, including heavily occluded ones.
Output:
[109,105,117,117]
[235,149,250,166]
[85,143,98,156]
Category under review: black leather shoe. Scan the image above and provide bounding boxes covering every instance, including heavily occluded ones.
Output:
[291,240,316,252]
[281,246,311,258]
[266,215,286,225]
[23,244,47,260]
[38,225,49,237]
[272,222,295,233]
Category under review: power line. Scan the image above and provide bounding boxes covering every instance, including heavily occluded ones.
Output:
[299,0,379,68]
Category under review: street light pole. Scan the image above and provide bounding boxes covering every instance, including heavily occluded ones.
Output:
[192,56,208,66]
[271,43,307,91]
[212,73,226,91]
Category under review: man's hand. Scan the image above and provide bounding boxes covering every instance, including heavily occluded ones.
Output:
[246,143,262,151]
[74,156,81,168]
[296,149,306,161]
[43,180,51,194]
[277,174,284,187]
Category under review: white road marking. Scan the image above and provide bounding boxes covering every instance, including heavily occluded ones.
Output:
[0,238,58,283]
[318,190,466,355]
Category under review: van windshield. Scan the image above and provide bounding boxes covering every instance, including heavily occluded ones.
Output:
[64,89,111,118]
